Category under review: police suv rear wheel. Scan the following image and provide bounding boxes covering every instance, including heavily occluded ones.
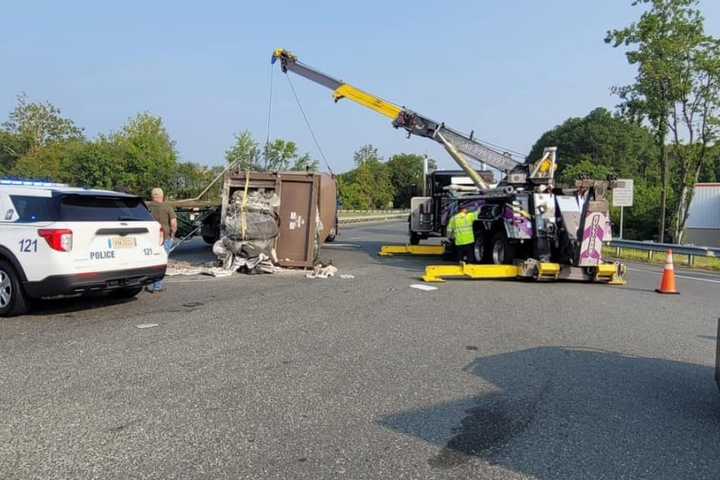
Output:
[0,260,28,317]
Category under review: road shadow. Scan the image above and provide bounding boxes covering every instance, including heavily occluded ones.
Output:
[698,335,718,342]
[26,293,139,317]
[379,347,720,479]
[328,238,446,275]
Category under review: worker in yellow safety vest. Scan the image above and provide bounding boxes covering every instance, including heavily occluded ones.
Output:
[447,206,479,263]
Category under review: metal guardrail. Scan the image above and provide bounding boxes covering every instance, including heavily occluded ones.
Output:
[608,239,720,266]
[338,209,409,224]
[338,209,410,214]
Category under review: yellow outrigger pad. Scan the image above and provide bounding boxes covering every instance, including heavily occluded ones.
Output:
[422,261,627,285]
[379,245,446,256]
[422,264,520,283]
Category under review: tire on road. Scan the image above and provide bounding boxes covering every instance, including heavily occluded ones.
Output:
[202,235,218,245]
[409,231,421,245]
[325,227,337,243]
[0,259,28,317]
[472,235,488,264]
[490,231,515,265]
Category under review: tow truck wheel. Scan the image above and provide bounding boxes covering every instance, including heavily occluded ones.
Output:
[491,231,515,265]
[0,260,28,317]
[472,237,486,264]
[409,232,421,245]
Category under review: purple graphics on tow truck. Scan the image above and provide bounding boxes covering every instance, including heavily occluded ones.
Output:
[579,212,611,267]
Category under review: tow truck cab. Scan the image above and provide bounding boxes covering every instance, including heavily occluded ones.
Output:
[409,169,495,245]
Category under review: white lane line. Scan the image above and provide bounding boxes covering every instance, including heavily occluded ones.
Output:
[136,323,159,329]
[630,267,720,284]
[410,284,438,291]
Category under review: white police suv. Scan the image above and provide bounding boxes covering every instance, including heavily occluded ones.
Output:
[0,180,167,316]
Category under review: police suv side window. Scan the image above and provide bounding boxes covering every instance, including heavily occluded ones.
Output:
[58,195,154,222]
[8,195,57,223]
[0,193,15,222]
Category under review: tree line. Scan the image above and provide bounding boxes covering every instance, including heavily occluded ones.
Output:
[0,94,221,199]
[0,95,435,209]
[0,96,323,200]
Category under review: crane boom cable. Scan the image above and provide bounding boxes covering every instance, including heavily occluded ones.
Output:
[265,61,274,148]
[285,74,334,174]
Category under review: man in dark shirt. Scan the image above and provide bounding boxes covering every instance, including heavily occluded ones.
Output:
[148,187,176,293]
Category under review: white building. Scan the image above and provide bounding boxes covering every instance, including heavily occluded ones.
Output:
[685,183,720,247]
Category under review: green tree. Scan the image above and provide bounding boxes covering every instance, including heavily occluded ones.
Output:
[386,153,437,207]
[339,145,395,209]
[0,131,31,175]
[606,0,720,242]
[114,113,178,195]
[528,108,659,181]
[225,130,260,170]
[353,144,380,166]
[11,140,81,181]
[2,93,83,150]
[65,136,126,190]
[557,159,613,186]
[291,153,320,172]
[170,162,224,199]
[1,94,84,177]
[263,139,297,171]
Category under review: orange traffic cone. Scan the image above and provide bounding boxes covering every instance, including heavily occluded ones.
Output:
[656,249,679,294]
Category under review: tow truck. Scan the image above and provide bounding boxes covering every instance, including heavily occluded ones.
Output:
[271,49,625,284]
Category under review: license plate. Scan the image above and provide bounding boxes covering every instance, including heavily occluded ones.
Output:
[111,236,137,249]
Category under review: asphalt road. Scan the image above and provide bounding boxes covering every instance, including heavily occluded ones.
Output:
[2,221,719,480]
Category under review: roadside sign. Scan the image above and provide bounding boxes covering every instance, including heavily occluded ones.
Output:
[613,178,634,239]
[613,179,634,207]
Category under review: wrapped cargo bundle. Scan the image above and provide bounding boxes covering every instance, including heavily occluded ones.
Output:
[214,189,281,274]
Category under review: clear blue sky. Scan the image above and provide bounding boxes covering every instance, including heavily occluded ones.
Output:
[1,0,719,172]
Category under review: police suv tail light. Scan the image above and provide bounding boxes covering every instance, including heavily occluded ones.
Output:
[38,229,73,252]
[159,227,164,246]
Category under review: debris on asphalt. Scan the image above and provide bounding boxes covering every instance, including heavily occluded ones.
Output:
[166,260,208,276]
[339,274,355,279]
[306,263,338,279]
[410,284,438,291]
[135,323,159,329]
[207,268,233,278]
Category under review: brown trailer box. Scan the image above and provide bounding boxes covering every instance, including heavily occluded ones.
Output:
[318,173,338,242]
[221,171,337,268]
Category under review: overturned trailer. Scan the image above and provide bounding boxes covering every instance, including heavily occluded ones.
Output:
[219,171,337,269]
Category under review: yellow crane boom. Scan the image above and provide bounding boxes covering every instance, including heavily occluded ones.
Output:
[271,49,521,188]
